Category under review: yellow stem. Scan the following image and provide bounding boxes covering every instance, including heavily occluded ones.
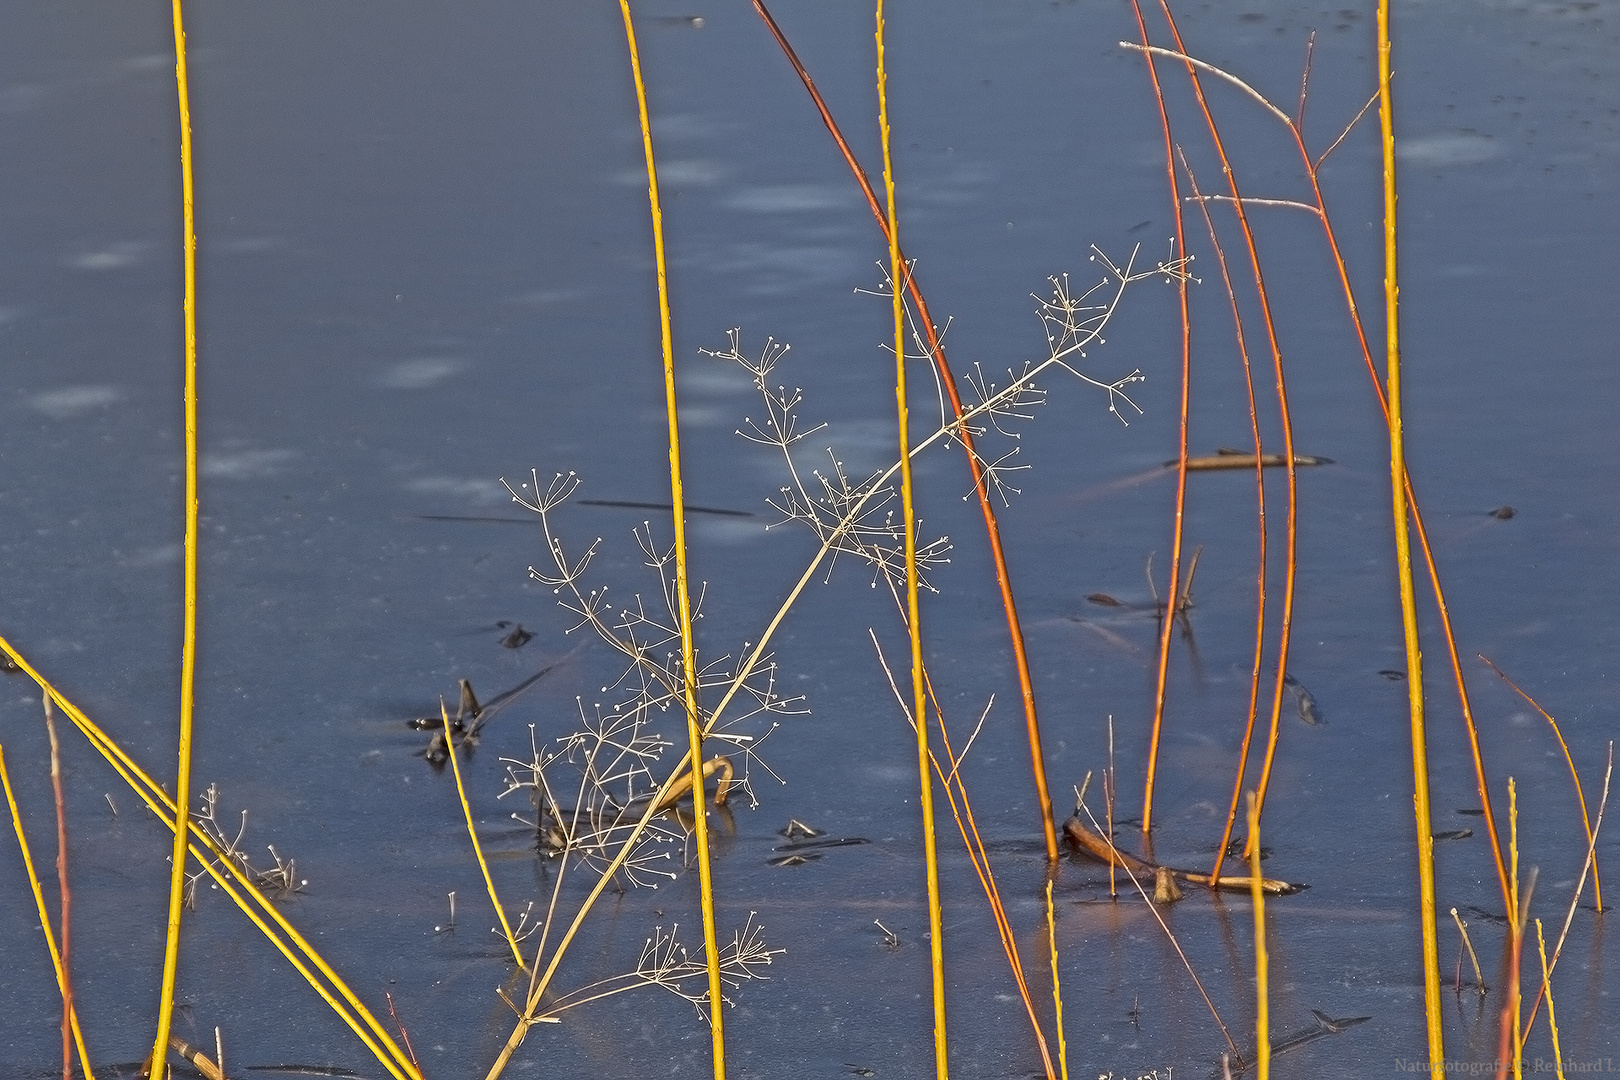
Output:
[1509,778,1523,1079]
[1045,879,1067,1080]
[618,3,725,1075]
[1379,0,1444,1064]
[0,643,420,1080]
[1247,793,1269,1080]
[154,1,201,1071]
[443,703,525,967]
[1,744,95,1079]
[1534,920,1565,1079]
[876,5,947,1076]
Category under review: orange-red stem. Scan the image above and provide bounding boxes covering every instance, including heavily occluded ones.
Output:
[751,0,1057,860]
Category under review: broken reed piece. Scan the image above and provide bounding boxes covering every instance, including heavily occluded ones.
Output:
[1154,866,1184,904]
[149,1036,223,1080]
[1062,816,1305,897]
[649,754,735,814]
[1167,447,1334,471]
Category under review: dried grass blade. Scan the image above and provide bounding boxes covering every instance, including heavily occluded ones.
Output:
[1075,800,1239,1058]
[1521,742,1612,1040]
[870,627,1056,1077]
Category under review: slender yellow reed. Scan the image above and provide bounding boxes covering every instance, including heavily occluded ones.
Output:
[152,1,202,1073]
[876,4,947,1075]
[0,641,421,1080]
[1504,777,1523,1077]
[1378,0,1444,1064]
[1246,793,1269,1080]
[442,703,525,967]
[1044,879,1068,1080]
[1,744,95,1079]
[617,3,725,1073]
[1534,920,1565,1079]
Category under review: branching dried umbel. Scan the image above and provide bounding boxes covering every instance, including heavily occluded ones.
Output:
[708,244,1177,596]
[186,783,307,907]
[495,470,800,892]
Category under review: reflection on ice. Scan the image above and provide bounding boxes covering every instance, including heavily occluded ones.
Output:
[403,476,511,506]
[1396,132,1500,167]
[376,357,466,389]
[201,447,298,479]
[67,241,147,271]
[29,384,121,419]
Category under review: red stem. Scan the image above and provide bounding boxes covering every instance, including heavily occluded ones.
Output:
[45,695,74,1080]
[1179,153,1272,886]
[1155,0,1301,852]
[1127,0,1193,838]
[750,0,1058,860]
[1285,64,1512,918]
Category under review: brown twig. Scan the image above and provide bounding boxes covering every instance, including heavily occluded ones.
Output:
[169,1036,224,1080]
[44,693,75,1080]
[386,992,421,1070]
[649,755,735,815]
[1063,815,1302,896]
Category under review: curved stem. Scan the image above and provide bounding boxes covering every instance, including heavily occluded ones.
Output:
[750,0,1058,861]
[618,4,727,1072]
[1377,2,1445,1059]
[1151,1,1299,848]
[1178,151,1270,886]
[1128,0,1193,836]
[876,7,949,1072]
[153,2,200,1071]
